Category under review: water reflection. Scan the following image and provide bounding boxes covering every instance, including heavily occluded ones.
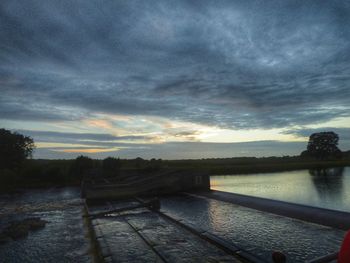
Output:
[211,167,350,212]
[309,167,344,207]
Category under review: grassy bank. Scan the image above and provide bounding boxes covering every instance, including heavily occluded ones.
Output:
[1,155,350,192]
[0,159,80,192]
[162,157,350,175]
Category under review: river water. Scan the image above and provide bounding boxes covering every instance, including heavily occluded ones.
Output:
[0,187,91,263]
[0,168,348,262]
[211,167,350,212]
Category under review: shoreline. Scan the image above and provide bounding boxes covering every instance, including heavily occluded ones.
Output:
[176,160,350,175]
[1,160,349,193]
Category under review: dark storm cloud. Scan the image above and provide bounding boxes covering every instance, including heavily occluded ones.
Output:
[284,127,350,151]
[1,0,350,129]
[17,130,149,142]
[284,127,350,141]
[0,95,85,122]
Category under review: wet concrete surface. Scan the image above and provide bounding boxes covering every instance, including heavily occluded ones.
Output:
[94,216,161,262]
[87,194,346,262]
[160,193,345,263]
[88,201,243,263]
[2,188,344,263]
[0,188,91,263]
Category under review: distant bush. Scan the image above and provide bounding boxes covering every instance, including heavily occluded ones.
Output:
[69,156,94,179]
[143,158,163,173]
[20,162,43,181]
[102,157,121,177]
[0,169,19,190]
[18,160,76,187]
[42,166,64,184]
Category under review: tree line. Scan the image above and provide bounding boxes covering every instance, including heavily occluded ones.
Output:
[0,128,165,190]
[0,128,348,191]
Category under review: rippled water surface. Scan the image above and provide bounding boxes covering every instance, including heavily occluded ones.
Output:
[160,194,345,263]
[0,188,91,263]
[211,167,350,212]
[1,180,347,263]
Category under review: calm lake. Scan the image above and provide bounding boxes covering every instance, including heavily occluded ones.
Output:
[211,167,350,212]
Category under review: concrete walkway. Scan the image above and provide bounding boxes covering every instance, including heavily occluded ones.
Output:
[86,200,253,263]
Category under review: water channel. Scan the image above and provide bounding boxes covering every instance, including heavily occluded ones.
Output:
[211,167,350,212]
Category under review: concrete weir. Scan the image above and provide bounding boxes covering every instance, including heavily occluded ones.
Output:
[199,190,350,230]
[82,173,268,262]
[84,199,264,263]
[82,172,210,201]
[82,173,348,262]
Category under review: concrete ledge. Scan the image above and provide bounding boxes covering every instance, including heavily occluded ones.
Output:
[199,190,350,230]
[201,232,240,252]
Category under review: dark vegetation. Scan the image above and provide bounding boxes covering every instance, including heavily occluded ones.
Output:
[0,128,34,170]
[1,128,350,192]
[301,131,342,160]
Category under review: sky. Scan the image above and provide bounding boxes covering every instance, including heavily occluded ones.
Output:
[1,0,350,159]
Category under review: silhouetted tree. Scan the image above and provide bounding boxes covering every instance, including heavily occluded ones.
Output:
[0,128,35,169]
[301,132,342,160]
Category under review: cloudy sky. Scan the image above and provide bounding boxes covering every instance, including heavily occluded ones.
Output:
[1,0,350,159]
